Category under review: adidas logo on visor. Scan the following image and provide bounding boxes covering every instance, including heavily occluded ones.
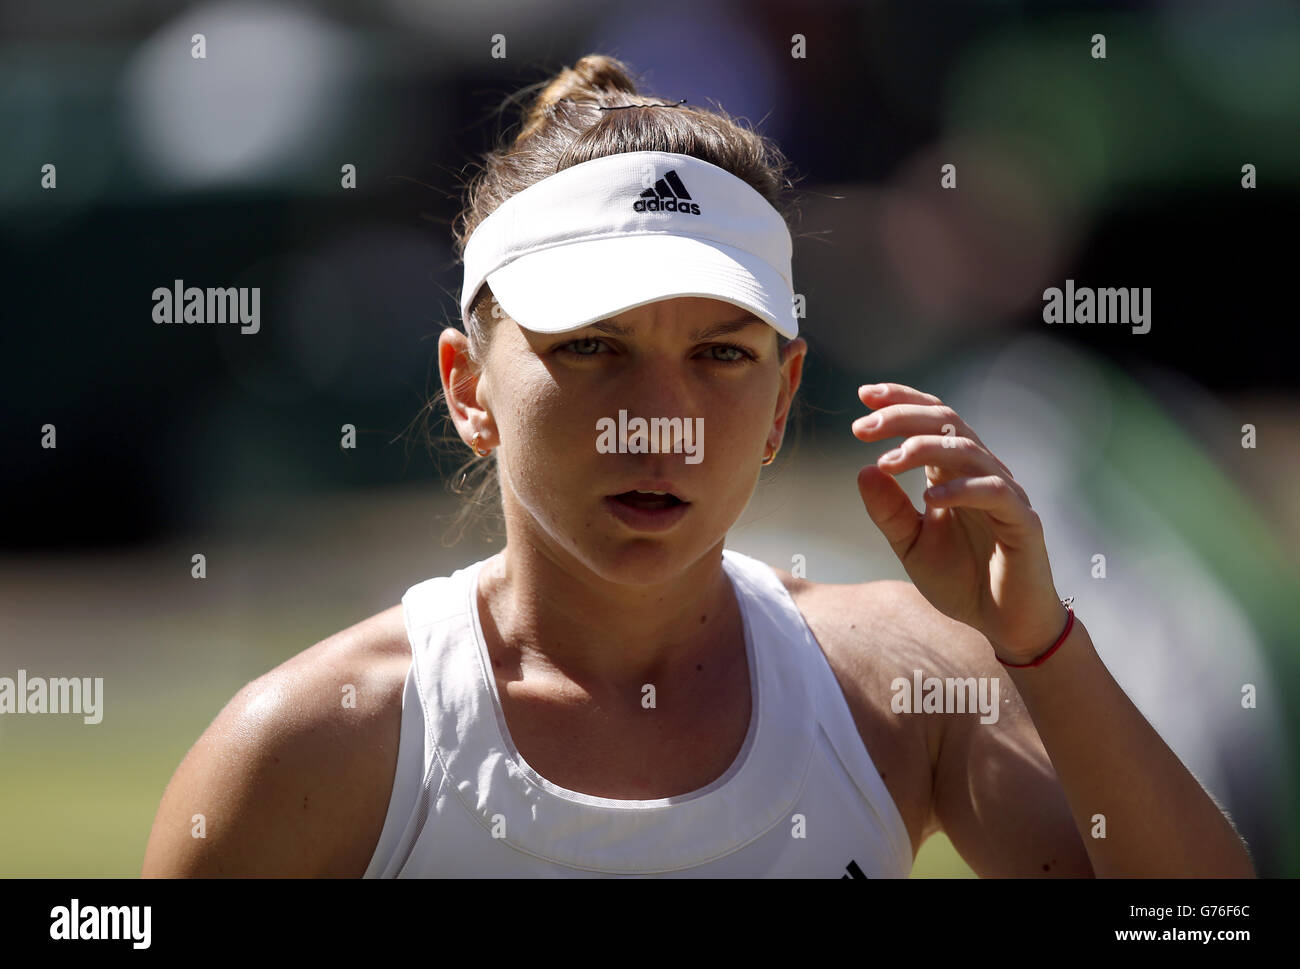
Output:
[632,169,702,215]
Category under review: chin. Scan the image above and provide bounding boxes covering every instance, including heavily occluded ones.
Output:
[578,534,724,588]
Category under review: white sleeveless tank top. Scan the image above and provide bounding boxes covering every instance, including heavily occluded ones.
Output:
[362,548,913,877]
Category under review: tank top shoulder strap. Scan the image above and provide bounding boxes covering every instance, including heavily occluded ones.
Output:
[362,562,483,878]
[720,548,914,872]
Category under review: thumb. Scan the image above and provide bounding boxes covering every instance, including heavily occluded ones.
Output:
[857,465,922,559]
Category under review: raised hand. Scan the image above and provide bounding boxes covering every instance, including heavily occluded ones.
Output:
[852,382,1068,663]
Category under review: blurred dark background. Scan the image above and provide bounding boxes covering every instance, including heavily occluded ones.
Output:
[5,0,1297,546]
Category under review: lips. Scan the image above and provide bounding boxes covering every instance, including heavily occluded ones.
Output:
[610,490,684,510]
[602,487,691,532]
[606,480,689,503]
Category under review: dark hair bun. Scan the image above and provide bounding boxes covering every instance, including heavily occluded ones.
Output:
[517,54,642,142]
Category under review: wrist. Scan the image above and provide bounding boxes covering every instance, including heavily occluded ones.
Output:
[992,598,1074,667]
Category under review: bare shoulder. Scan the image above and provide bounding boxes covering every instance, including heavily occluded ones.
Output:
[771,568,1003,733]
[768,568,994,861]
[772,569,991,677]
[141,604,412,877]
[772,568,1092,876]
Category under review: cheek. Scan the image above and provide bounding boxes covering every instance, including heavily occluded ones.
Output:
[495,375,592,493]
[704,381,778,458]
[510,381,594,454]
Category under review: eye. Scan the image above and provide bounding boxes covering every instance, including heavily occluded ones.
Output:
[701,342,757,364]
[559,337,610,356]
[554,337,756,363]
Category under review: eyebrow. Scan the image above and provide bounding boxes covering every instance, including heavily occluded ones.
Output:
[587,316,763,340]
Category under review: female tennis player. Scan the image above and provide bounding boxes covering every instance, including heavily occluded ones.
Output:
[142,55,1255,877]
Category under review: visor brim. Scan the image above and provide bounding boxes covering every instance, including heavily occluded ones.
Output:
[480,234,798,339]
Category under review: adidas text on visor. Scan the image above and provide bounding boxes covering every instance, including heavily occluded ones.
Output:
[460,151,798,339]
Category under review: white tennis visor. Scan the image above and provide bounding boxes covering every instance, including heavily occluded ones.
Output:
[459,150,798,339]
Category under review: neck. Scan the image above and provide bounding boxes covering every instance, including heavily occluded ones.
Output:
[478,535,741,694]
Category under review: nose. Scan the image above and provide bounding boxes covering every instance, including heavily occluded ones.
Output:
[621,350,701,422]
[608,353,704,459]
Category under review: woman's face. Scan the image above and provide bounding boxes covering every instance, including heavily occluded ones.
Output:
[449,296,805,585]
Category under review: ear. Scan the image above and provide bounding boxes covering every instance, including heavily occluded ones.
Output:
[439,328,495,447]
[769,337,807,447]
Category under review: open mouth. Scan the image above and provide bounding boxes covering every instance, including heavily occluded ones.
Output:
[609,490,686,510]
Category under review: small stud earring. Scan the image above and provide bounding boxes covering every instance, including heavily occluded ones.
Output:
[472,432,491,458]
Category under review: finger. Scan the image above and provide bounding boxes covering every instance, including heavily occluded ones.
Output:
[852,402,994,457]
[857,465,922,559]
[858,383,942,409]
[880,436,1029,505]
[878,435,1004,480]
[922,475,1041,544]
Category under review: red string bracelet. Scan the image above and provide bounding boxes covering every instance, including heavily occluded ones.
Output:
[997,597,1075,669]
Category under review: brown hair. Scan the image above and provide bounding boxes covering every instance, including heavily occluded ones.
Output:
[426,54,804,545]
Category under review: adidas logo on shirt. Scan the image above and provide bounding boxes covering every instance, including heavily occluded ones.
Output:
[841,859,869,879]
[633,169,702,215]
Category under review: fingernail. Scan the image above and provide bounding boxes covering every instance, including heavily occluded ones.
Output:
[882,448,901,461]
[861,415,879,430]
